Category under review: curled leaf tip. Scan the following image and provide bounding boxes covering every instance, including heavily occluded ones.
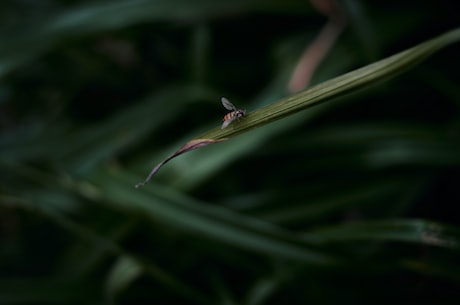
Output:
[135,138,227,188]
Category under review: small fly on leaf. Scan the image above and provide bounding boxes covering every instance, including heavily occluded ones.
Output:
[221,97,245,129]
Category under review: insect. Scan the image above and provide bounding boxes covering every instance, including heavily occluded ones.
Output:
[221,97,245,129]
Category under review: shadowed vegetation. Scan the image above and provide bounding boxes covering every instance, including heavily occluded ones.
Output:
[1,1,460,304]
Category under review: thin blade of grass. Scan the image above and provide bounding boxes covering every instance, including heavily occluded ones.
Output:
[88,170,337,264]
[138,28,460,182]
[198,28,460,140]
[303,219,460,250]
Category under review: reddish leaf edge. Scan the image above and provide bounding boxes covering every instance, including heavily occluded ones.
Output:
[135,138,227,188]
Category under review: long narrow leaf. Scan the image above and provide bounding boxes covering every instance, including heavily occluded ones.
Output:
[89,170,337,264]
[303,219,460,250]
[131,28,460,181]
[199,28,460,140]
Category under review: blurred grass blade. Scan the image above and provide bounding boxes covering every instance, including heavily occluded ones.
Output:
[303,219,460,250]
[0,0,271,76]
[6,192,210,304]
[198,27,460,140]
[255,177,426,224]
[104,255,208,303]
[0,84,214,176]
[89,170,337,264]
[105,256,143,303]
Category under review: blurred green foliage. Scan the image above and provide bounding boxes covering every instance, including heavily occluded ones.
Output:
[1,0,460,304]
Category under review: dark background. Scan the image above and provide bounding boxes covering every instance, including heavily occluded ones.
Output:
[1,0,460,304]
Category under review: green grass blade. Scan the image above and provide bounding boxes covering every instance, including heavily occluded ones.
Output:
[199,27,460,140]
[88,170,337,264]
[303,219,460,250]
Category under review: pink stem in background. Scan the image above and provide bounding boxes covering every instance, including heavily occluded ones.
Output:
[288,0,347,93]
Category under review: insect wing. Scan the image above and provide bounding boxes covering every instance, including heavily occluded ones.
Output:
[221,115,236,129]
[221,97,237,111]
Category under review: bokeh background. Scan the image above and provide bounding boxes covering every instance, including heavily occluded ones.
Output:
[1,0,460,304]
